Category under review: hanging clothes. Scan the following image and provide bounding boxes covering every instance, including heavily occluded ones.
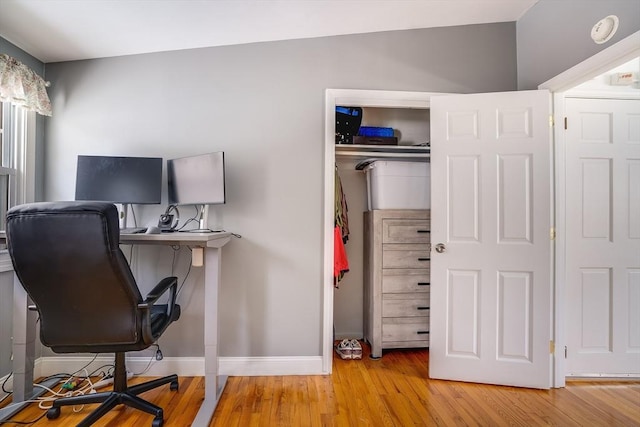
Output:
[334,167,350,286]
[334,225,349,281]
[335,166,350,242]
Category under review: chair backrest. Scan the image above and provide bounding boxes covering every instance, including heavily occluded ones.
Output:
[6,201,144,353]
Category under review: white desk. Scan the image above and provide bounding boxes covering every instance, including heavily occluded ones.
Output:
[3,231,231,427]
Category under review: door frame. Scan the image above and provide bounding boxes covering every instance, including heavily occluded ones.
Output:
[322,89,439,374]
[539,30,639,388]
[321,30,640,382]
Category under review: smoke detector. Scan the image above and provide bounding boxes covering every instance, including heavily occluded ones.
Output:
[591,15,619,44]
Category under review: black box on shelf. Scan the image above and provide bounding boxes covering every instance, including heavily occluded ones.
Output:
[352,136,398,145]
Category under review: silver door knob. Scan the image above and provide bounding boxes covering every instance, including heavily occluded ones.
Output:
[435,243,446,253]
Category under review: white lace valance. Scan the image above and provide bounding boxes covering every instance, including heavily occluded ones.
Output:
[0,54,52,116]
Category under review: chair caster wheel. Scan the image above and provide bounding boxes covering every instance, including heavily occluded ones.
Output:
[47,407,61,419]
[152,417,164,427]
[170,380,179,391]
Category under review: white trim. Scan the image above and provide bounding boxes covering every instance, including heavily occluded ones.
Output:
[564,91,640,100]
[219,356,323,376]
[540,31,640,92]
[36,356,325,379]
[0,251,13,272]
[539,31,640,388]
[551,94,567,389]
[322,90,337,375]
[21,110,36,204]
[323,89,442,375]
[0,372,11,398]
[566,373,640,379]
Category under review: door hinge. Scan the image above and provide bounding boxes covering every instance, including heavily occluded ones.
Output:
[550,340,555,354]
[549,115,554,127]
[564,346,567,358]
[550,227,556,240]
[564,117,568,130]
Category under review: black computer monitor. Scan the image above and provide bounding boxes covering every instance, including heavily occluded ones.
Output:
[75,155,163,205]
[75,155,163,230]
[167,152,226,231]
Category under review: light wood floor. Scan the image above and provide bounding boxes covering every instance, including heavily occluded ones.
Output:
[2,344,639,426]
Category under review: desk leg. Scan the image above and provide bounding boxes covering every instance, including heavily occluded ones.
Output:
[191,246,228,427]
[0,274,37,423]
[11,273,35,402]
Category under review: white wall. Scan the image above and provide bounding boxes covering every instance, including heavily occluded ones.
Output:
[42,24,518,359]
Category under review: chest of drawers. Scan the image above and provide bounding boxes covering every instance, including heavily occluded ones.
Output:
[363,209,430,359]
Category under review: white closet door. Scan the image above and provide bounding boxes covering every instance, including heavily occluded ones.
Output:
[565,97,640,376]
[430,90,553,389]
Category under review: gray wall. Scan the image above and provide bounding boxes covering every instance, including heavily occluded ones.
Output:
[517,0,640,90]
[43,23,517,358]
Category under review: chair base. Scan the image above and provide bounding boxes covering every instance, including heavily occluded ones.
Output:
[47,370,178,427]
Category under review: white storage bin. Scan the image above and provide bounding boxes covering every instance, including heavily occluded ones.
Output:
[364,160,430,210]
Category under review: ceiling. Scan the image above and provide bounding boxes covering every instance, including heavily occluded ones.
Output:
[0,0,538,63]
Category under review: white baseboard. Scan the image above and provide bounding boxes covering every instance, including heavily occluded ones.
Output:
[0,372,11,400]
[334,333,364,341]
[36,355,325,379]
[220,356,324,376]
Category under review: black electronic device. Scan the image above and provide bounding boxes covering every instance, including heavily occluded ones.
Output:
[167,152,225,206]
[75,155,163,229]
[75,155,162,204]
[158,205,179,231]
[335,106,362,144]
[167,152,225,232]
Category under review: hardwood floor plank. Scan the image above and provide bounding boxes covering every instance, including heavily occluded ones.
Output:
[2,347,639,426]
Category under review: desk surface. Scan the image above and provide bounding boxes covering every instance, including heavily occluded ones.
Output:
[119,231,231,248]
[0,230,232,248]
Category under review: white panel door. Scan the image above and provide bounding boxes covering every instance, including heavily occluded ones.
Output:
[430,90,552,389]
[565,97,640,376]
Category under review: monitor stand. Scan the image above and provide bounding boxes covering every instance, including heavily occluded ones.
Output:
[120,203,131,229]
[118,203,145,233]
[188,204,212,233]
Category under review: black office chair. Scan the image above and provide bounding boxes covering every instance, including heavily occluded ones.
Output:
[6,201,181,427]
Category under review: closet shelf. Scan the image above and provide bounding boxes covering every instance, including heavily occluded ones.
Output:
[335,144,430,162]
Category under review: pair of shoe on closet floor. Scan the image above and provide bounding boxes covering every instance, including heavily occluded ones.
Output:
[335,339,362,360]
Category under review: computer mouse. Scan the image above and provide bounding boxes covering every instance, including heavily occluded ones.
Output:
[145,226,161,234]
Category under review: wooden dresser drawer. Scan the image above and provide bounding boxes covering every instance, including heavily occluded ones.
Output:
[382,293,430,317]
[382,244,430,269]
[364,209,431,358]
[382,317,429,342]
[382,269,430,293]
[382,219,430,244]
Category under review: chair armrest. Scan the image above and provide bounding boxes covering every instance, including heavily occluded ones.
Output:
[139,276,178,320]
[143,276,178,305]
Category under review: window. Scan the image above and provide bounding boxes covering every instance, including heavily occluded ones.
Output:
[0,101,36,231]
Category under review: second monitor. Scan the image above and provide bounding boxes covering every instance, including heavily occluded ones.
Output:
[167,151,226,231]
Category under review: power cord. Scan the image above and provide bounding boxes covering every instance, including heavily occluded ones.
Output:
[131,344,162,376]
[0,411,47,425]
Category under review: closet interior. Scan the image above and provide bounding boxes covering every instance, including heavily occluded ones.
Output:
[330,90,434,359]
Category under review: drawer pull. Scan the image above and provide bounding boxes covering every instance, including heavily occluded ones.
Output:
[417,230,430,233]
[417,306,429,310]
[417,282,430,286]
[418,257,430,261]
[417,331,429,335]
